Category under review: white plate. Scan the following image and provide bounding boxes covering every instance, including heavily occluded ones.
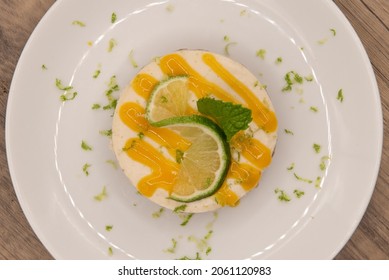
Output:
[6,0,382,259]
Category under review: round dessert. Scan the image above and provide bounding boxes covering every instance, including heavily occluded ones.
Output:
[112,50,278,213]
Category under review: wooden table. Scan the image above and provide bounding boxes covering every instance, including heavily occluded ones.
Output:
[0,0,388,259]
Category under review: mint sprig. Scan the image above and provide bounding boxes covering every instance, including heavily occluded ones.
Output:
[197,97,252,141]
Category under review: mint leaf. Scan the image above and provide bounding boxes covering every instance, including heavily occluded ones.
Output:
[197,97,252,141]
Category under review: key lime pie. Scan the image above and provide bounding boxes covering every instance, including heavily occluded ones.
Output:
[112,50,278,213]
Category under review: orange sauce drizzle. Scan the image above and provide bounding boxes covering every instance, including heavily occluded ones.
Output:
[231,131,272,170]
[230,162,262,192]
[215,162,261,206]
[124,138,178,196]
[132,73,158,99]
[119,102,191,158]
[159,53,277,132]
[159,54,235,102]
[202,53,277,133]
[215,183,240,207]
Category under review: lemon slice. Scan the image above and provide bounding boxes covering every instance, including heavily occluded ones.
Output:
[157,115,231,202]
[146,76,191,125]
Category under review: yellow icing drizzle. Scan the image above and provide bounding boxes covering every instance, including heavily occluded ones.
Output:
[132,73,158,99]
[215,162,261,207]
[231,131,272,170]
[159,53,236,102]
[230,161,262,191]
[202,53,277,133]
[119,102,191,158]
[124,138,179,197]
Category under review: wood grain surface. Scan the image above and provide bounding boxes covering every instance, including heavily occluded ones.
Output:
[0,0,388,259]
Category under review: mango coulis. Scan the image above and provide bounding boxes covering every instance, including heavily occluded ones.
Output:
[124,138,179,197]
[119,102,191,158]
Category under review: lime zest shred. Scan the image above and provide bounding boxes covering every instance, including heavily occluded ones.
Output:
[305,75,314,82]
[284,129,294,135]
[287,162,295,171]
[106,160,118,169]
[173,204,187,213]
[315,176,322,188]
[111,12,117,23]
[94,186,107,201]
[138,132,145,139]
[72,20,86,27]
[93,69,101,79]
[282,71,304,92]
[293,189,305,198]
[92,65,102,79]
[122,140,136,152]
[180,213,194,226]
[152,208,165,218]
[310,106,318,113]
[337,89,344,102]
[41,64,47,70]
[106,76,120,96]
[206,247,212,255]
[330,28,337,36]
[129,49,138,68]
[55,78,73,91]
[177,252,201,260]
[108,247,113,256]
[82,163,91,176]
[91,103,101,110]
[256,49,266,60]
[313,143,321,153]
[165,238,177,253]
[81,140,93,151]
[320,155,331,171]
[275,188,291,202]
[204,230,213,241]
[102,75,120,110]
[107,38,117,52]
[103,99,117,110]
[105,225,113,232]
[294,173,313,184]
[60,92,78,101]
[275,57,283,64]
[187,230,213,255]
[175,149,184,164]
[55,78,78,101]
[99,129,112,137]
[317,38,328,45]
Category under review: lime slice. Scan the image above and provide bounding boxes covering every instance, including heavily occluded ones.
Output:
[146,76,191,125]
[157,115,231,203]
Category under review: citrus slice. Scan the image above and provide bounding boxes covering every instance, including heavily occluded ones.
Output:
[145,76,191,125]
[157,115,231,202]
